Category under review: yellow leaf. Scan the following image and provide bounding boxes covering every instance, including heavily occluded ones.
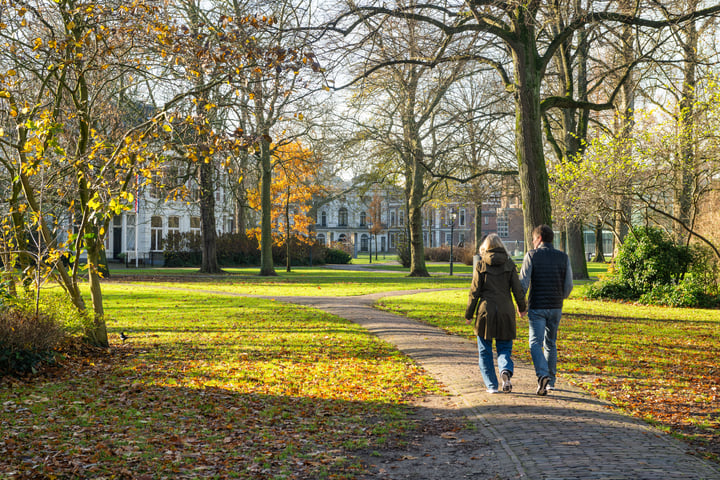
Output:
[6,69,16,77]
[163,124,172,132]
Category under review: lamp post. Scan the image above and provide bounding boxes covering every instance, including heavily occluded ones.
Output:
[449,209,457,276]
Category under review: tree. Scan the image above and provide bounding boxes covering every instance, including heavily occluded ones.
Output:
[328,1,720,247]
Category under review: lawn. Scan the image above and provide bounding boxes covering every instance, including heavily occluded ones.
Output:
[106,265,470,296]
[375,286,720,461]
[0,284,441,479]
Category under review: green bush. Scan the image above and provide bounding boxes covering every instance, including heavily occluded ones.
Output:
[585,277,637,301]
[639,281,720,308]
[615,227,692,296]
[396,240,411,268]
[324,248,351,264]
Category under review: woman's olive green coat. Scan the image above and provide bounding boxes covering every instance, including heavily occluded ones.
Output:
[465,248,527,341]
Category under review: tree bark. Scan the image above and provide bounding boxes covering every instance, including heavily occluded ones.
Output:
[199,157,222,273]
[567,219,588,279]
[593,219,605,262]
[259,136,277,276]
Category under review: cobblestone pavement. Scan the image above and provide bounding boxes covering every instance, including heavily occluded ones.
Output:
[273,291,720,480]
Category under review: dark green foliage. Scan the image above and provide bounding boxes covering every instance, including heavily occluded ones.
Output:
[587,227,719,308]
[0,309,65,376]
[614,227,692,295]
[585,278,637,301]
[324,248,351,264]
[164,232,328,267]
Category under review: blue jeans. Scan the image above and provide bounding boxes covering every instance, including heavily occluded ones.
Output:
[527,309,562,386]
[477,337,513,390]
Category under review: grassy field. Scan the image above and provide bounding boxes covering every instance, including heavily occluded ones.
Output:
[376,285,720,461]
[0,284,441,479]
[106,265,470,296]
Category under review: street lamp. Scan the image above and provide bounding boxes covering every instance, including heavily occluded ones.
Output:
[449,208,457,276]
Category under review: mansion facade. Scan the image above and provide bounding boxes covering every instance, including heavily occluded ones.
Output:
[103,180,525,265]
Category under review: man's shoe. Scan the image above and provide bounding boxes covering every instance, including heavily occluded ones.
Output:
[536,376,550,396]
[486,387,499,394]
[501,371,512,393]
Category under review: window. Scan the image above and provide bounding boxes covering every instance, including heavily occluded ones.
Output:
[446,233,452,245]
[317,233,326,246]
[390,211,396,226]
[459,208,466,226]
[126,214,136,250]
[497,212,509,238]
[338,208,348,226]
[389,233,396,249]
[360,234,369,251]
[150,216,163,251]
[459,233,465,245]
[360,212,367,227]
[321,211,327,227]
[338,233,348,244]
[398,210,404,226]
[190,216,201,234]
[484,216,489,225]
[168,216,180,233]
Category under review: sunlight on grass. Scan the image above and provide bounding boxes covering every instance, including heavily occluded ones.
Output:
[0,284,441,479]
[107,266,470,296]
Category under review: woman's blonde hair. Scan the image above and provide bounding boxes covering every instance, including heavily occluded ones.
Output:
[478,233,507,255]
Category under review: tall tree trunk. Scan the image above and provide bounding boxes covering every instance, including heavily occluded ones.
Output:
[512,36,553,246]
[406,146,429,278]
[199,158,222,273]
[259,136,277,276]
[474,201,483,253]
[85,230,109,348]
[674,4,698,244]
[566,219,588,279]
[593,219,605,262]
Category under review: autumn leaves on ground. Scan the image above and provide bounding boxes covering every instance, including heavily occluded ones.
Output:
[1,266,719,479]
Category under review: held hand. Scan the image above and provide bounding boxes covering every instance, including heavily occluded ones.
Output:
[518,309,528,317]
[464,318,472,325]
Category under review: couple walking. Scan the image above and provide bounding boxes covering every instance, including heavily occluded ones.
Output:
[465,225,573,395]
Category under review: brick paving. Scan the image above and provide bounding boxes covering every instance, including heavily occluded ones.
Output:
[276,291,720,480]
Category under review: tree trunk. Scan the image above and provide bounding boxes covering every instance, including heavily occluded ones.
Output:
[567,218,589,279]
[512,38,553,246]
[259,136,277,276]
[674,7,698,245]
[474,201,483,253]
[199,158,222,273]
[593,219,605,262]
[85,230,109,348]
[407,157,429,277]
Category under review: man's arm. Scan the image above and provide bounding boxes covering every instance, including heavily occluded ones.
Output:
[519,253,532,295]
[563,256,574,298]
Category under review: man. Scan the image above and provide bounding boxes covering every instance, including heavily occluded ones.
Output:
[519,225,573,396]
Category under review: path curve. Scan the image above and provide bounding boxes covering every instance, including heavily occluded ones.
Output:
[123,284,720,479]
[273,291,720,480]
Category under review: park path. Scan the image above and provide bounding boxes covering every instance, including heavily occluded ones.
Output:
[269,290,720,480]
[127,280,720,479]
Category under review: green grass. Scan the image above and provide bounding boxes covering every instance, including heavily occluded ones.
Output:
[107,266,470,296]
[0,284,440,479]
[375,284,720,461]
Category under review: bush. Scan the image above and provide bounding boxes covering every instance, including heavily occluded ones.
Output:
[585,278,636,301]
[425,246,450,262]
[0,309,65,376]
[324,248,351,264]
[639,281,720,308]
[615,227,692,296]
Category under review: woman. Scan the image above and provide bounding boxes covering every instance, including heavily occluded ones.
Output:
[465,234,527,393]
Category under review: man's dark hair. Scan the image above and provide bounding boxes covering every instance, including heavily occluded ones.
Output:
[532,225,554,243]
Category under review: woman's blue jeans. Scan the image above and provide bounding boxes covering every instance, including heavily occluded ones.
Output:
[476,337,513,390]
[527,308,562,386]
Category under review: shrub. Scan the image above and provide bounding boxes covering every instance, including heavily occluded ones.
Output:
[324,248,351,264]
[615,227,692,296]
[585,277,636,301]
[638,281,719,308]
[425,246,450,262]
[0,309,65,376]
